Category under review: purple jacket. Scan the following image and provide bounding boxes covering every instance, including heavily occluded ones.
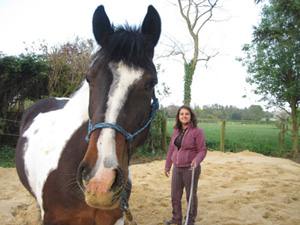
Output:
[165,123,207,171]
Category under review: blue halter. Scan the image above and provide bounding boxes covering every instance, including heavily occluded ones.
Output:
[85,92,158,217]
[85,91,159,152]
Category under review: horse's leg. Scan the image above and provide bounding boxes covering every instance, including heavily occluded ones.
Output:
[95,208,123,225]
[43,206,96,225]
[114,217,124,225]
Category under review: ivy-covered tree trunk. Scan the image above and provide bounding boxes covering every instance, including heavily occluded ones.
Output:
[183,61,195,106]
[175,0,219,107]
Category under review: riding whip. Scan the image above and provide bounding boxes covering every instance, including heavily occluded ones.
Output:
[184,166,195,225]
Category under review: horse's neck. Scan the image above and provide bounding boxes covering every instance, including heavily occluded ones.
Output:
[64,81,89,122]
[22,81,90,213]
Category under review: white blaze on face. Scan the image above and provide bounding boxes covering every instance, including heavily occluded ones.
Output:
[94,62,143,173]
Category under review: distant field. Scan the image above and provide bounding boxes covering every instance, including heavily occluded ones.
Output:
[166,118,296,157]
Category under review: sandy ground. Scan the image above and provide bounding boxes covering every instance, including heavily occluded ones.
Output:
[1,150,300,225]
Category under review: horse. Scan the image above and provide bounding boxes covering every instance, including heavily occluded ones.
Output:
[15,5,161,225]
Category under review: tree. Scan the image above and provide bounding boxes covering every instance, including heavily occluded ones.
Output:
[231,112,242,120]
[0,53,49,144]
[240,0,300,157]
[224,105,241,120]
[248,105,264,121]
[193,104,203,118]
[167,0,219,106]
[164,105,180,118]
[0,54,49,118]
[43,37,95,97]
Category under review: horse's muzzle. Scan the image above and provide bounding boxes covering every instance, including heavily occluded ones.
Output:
[77,163,126,210]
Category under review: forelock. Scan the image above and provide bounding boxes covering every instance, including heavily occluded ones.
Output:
[96,24,154,68]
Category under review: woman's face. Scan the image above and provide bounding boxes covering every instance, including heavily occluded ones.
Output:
[179,108,191,126]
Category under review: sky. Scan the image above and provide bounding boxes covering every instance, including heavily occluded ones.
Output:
[0,0,267,110]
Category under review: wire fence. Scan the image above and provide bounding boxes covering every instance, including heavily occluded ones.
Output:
[0,119,20,137]
[2,119,21,123]
[0,119,19,166]
[0,133,19,137]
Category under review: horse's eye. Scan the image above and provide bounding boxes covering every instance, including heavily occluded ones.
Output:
[145,79,157,91]
[85,76,91,84]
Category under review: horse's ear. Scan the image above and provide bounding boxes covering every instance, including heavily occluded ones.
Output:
[93,5,113,46]
[141,5,161,47]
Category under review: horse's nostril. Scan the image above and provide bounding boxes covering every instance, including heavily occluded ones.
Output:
[77,162,91,187]
[111,167,125,192]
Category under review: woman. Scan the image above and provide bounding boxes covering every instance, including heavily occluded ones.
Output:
[164,105,207,225]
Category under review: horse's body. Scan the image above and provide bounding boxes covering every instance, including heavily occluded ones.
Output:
[15,5,161,225]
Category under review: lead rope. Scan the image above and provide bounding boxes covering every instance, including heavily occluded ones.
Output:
[123,206,137,225]
[184,166,195,225]
[121,190,138,224]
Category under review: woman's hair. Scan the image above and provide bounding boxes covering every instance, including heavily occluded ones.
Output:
[173,105,198,129]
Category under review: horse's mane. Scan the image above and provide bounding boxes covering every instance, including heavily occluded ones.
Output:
[95,24,154,67]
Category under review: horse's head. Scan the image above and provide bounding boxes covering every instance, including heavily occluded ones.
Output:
[77,5,161,210]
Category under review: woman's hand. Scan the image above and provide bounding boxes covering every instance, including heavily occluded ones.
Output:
[164,170,170,177]
[191,161,197,169]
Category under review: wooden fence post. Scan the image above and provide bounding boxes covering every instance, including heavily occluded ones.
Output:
[220,120,226,152]
[161,117,167,151]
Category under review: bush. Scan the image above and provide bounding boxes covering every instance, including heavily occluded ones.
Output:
[136,109,166,156]
[0,145,15,168]
[0,118,4,134]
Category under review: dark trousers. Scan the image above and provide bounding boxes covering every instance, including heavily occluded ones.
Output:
[171,166,201,225]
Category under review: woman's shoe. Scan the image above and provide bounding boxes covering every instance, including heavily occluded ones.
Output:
[164,220,182,225]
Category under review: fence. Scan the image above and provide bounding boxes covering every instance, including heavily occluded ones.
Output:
[0,119,20,136]
[0,119,20,147]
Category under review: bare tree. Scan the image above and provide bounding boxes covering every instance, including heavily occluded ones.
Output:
[165,0,220,105]
[44,37,95,97]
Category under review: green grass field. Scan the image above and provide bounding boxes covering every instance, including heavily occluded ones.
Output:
[166,118,296,157]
